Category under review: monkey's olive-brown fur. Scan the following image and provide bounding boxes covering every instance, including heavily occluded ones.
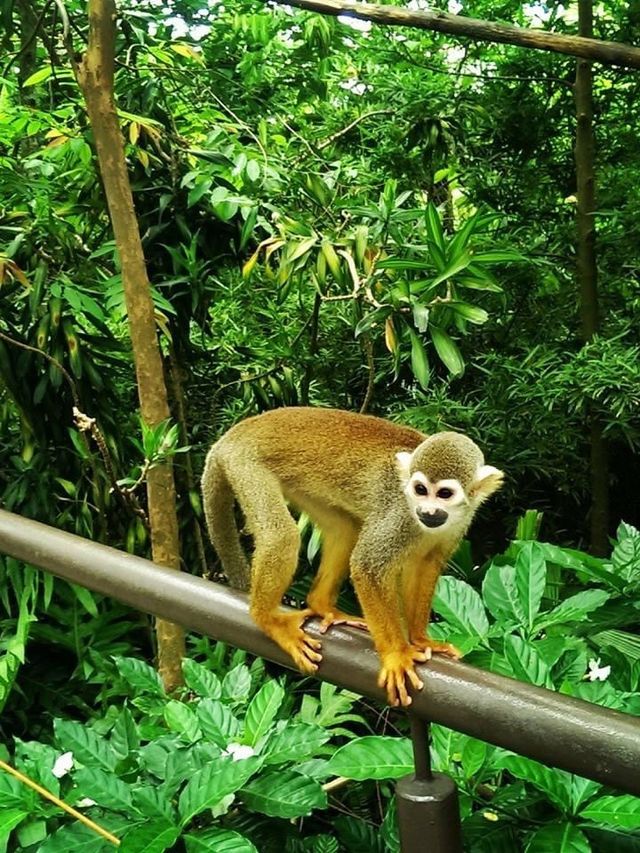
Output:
[202,407,503,707]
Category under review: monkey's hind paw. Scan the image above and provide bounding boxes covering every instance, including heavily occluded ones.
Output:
[377,647,428,708]
[411,637,463,660]
[316,610,369,635]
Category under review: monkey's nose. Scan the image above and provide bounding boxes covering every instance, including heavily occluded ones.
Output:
[417,509,448,528]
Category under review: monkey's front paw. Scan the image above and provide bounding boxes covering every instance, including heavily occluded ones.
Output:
[264,610,323,674]
[411,637,463,660]
[377,647,429,707]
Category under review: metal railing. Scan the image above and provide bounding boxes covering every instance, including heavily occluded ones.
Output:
[1,508,639,850]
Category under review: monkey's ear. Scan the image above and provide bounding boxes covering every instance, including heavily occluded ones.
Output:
[468,465,504,505]
[396,451,413,480]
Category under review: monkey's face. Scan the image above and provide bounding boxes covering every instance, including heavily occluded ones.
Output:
[397,439,504,536]
[403,472,471,534]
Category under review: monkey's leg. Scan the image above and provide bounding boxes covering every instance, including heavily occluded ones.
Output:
[306,517,368,634]
[350,548,428,708]
[402,556,462,660]
[228,461,322,674]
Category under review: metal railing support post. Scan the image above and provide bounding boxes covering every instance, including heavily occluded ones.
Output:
[396,714,463,853]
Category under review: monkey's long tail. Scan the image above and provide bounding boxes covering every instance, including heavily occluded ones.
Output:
[201,447,251,592]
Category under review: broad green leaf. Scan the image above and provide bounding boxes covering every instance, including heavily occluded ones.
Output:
[182,659,222,699]
[524,543,623,591]
[424,202,445,251]
[448,302,489,324]
[0,772,30,808]
[515,542,547,631]
[429,325,464,376]
[0,809,27,836]
[448,212,480,256]
[408,327,430,390]
[482,564,525,626]
[74,768,134,813]
[433,575,489,638]
[54,719,116,771]
[110,708,140,759]
[241,768,327,818]
[429,250,472,287]
[23,66,54,86]
[581,794,640,829]
[327,736,413,780]
[37,821,116,852]
[504,635,552,687]
[376,258,431,271]
[120,820,180,853]
[243,681,284,746]
[71,583,98,616]
[264,723,330,765]
[471,249,526,263]
[132,786,173,820]
[535,589,610,630]
[178,756,261,825]
[222,664,252,704]
[493,754,571,811]
[114,657,164,696]
[185,828,258,852]
[164,701,202,743]
[525,822,591,853]
[197,698,240,746]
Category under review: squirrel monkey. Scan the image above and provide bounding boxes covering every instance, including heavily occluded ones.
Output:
[202,407,503,707]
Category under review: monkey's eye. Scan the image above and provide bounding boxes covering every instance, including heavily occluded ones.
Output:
[414,482,428,496]
[437,487,454,500]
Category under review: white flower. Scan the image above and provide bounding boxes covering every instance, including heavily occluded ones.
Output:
[52,751,74,778]
[76,798,97,808]
[223,743,255,761]
[587,658,611,682]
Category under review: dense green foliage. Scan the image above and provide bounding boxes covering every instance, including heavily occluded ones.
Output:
[2,0,640,849]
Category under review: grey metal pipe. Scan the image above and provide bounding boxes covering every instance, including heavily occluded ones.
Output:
[0,508,638,794]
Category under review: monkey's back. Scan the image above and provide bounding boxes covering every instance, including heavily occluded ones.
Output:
[216,407,425,520]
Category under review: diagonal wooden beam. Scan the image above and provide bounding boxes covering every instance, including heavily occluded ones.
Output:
[280,0,640,70]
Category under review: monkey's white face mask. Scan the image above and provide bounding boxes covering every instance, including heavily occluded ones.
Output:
[396,452,504,535]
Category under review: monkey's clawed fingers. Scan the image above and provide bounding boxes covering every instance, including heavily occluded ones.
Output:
[316,610,369,635]
[411,637,463,660]
[377,648,428,707]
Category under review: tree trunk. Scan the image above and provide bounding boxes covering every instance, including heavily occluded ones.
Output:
[574,0,609,555]
[73,0,185,687]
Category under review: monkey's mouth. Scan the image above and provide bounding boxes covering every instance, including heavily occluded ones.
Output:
[416,509,448,529]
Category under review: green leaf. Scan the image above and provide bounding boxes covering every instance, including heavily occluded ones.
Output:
[493,753,571,811]
[525,822,591,853]
[327,736,413,780]
[185,828,258,852]
[424,202,445,251]
[376,258,431,271]
[197,699,240,746]
[448,212,480,256]
[471,249,526,263]
[429,325,464,376]
[515,542,547,631]
[54,719,117,771]
[243,681,284,747]
[110,708,140,759]
[23,66,54,86]
[504,635,552,687]
[120,820,180,853]
[222,664,252,704]
[534,589,610,630]
[429,250,472,287]
[182,659,222,699]
[74,767,134,813]
[71,583,98,617]
[482,564,525,626]
[264,723,330,765]
[0,772,30,808]
[448,302,489,324]
[407,327,430,390]
[0,809,27,837]
[114,657,164,696]
[38,822,116,852]
[241,768,327,818]
[581,794,640,829]
[433,576,489,638]
[164,701,202,743]
[178,757,261,826]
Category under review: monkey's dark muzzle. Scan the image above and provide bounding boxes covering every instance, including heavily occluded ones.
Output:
[417,509,448,529]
